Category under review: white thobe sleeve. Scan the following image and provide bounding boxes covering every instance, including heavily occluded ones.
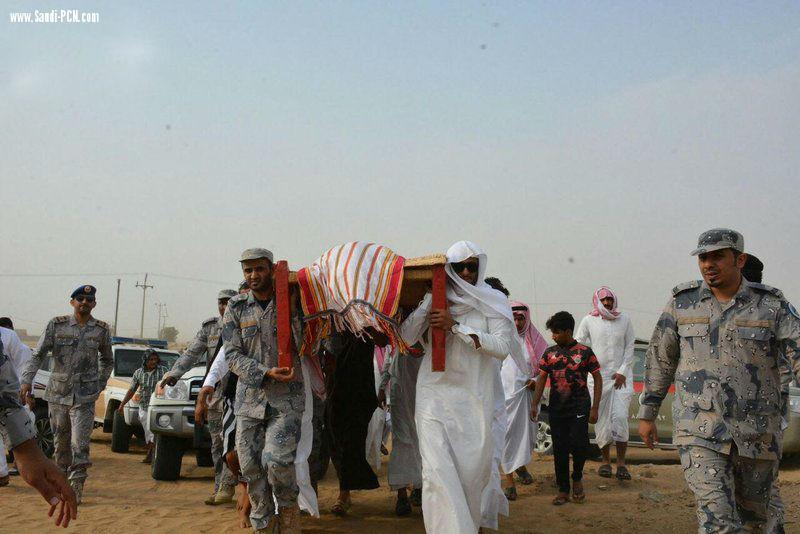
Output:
[574,316,591,347]
[203,347,229,388]
[453,315,512,361]
[618,318,635,377]
[3,330,32,378]
[399,293,432,346]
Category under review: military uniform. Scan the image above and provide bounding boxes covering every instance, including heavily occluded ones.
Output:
[222,267,304,532]
[21,313,112,487]
[165,289,238,495]
[639,229,800,533]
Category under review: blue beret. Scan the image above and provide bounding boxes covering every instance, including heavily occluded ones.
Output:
[70,285,97,299]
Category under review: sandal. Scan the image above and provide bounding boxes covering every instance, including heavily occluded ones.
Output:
[515,468,534,486]
[572,482,586,504]
[552,494,569,506]
[598,464,613,478]
[331,498,352,516]
[504,486,518,501]
[616,466,632,480]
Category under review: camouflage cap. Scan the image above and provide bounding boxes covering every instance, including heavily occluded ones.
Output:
[690,228,744,256]
[217,289,237,300]
[239,248,274,263]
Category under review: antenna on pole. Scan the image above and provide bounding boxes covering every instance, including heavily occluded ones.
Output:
[113,278,121,336]
[135,273,153,338]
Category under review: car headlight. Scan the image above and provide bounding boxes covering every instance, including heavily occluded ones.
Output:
[160,380,189,401]
[789,396,800,415]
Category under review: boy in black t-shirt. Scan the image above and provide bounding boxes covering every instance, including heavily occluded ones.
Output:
[530,311,603,505]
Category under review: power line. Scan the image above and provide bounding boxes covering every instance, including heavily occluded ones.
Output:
[0,272,234,285]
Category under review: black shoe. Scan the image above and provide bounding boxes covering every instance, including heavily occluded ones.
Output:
[395,494,412,516]
[409,488,422,507]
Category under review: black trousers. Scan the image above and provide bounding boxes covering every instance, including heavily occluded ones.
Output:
[550,413,589,493]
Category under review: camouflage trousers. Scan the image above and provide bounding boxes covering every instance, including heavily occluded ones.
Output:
[207,407,236,491]
[49,402,95,482]
[679,445,779,533]
[236,401,303,530]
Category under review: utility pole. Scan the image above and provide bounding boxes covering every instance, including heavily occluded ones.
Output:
[135,274,153,338]
[154,302,168,338]
[113,278,121,336]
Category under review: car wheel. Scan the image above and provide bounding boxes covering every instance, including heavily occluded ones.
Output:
[111,410,133,453]
[34,405,55,458]
[151,434,186,481]
[535,418,553,455]
[195,447,214,467]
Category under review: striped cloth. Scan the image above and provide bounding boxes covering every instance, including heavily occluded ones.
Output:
[297,242,408,353]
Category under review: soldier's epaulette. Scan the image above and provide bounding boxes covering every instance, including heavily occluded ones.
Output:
[201,316,218,326]
[749,282,784,298]
[672,280,702,296]
[52,315,70,324]
[227,293,248,308]
[94,319,110,330]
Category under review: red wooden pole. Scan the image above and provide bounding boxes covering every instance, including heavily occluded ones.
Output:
[275,260,293,369]
[431,264,447,372]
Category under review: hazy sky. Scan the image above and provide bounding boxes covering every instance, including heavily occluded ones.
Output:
[3,1,799,342]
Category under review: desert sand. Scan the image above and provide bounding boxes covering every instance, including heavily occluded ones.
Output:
[2,430,799,533]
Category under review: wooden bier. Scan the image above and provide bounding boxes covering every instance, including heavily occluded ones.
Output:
[279,253,449,371]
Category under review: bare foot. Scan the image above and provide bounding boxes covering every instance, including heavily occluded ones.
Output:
[237,485,251,528]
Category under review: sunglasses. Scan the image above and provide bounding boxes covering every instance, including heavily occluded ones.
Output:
[450,261,479,273]
[74,296,95,303]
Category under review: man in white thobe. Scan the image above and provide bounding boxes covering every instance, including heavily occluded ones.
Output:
[400,241,522,534]
[575,286,635,480]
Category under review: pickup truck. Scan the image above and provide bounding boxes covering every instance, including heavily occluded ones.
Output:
[148,363,214,480]
[535,340,800,460]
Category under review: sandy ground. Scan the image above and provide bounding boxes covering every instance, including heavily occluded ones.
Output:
[3,430,800,533]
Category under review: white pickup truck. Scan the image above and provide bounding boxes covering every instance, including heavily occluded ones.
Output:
[28,339,179,456]
[148,363,214,480]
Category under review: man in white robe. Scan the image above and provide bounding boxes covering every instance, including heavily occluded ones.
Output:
[575,286,635,480]
[400,241,522,534]
[500,301,548,500]
[378,346,424,516]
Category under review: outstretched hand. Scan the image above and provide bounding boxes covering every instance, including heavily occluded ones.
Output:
[14,439,78,527]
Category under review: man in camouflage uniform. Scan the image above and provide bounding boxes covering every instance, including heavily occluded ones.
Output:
[638,229,800,533]
[162,288,238,505]
[223,247,304,534]
[20,284,113,504]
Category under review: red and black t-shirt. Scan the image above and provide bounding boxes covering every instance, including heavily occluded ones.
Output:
[539,341,600,417]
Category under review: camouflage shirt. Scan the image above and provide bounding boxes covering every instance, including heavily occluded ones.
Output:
[222,292,304,419]
[166,316,222,379]
[638,279,800,460]
[21,315,113,406]
[1,337,36,449]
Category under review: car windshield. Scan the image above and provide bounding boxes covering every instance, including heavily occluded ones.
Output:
[114,348,180,377]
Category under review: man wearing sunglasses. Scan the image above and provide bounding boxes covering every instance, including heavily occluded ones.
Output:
[20,284,113,505]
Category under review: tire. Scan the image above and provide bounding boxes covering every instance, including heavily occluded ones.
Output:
[535,415,554,455]
[111,410,133,453]
[151,434,185,481]
[34,404,55,458]
[195,447,214,467]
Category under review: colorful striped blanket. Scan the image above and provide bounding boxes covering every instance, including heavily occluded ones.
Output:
[297,242,408,353]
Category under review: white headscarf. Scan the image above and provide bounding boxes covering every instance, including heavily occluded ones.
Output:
[445,240,529,373]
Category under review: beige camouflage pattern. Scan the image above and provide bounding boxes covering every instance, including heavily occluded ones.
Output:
[679,445,777,533]
[222,291,305,530]
[221,292,303,420]
[50,401,96,482]
[638,279,800,460]
[22,315,113,406]
[165,316,227,410]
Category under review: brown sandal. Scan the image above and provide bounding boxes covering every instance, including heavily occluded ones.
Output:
[331,498,351,516]
[552,494,569,506]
